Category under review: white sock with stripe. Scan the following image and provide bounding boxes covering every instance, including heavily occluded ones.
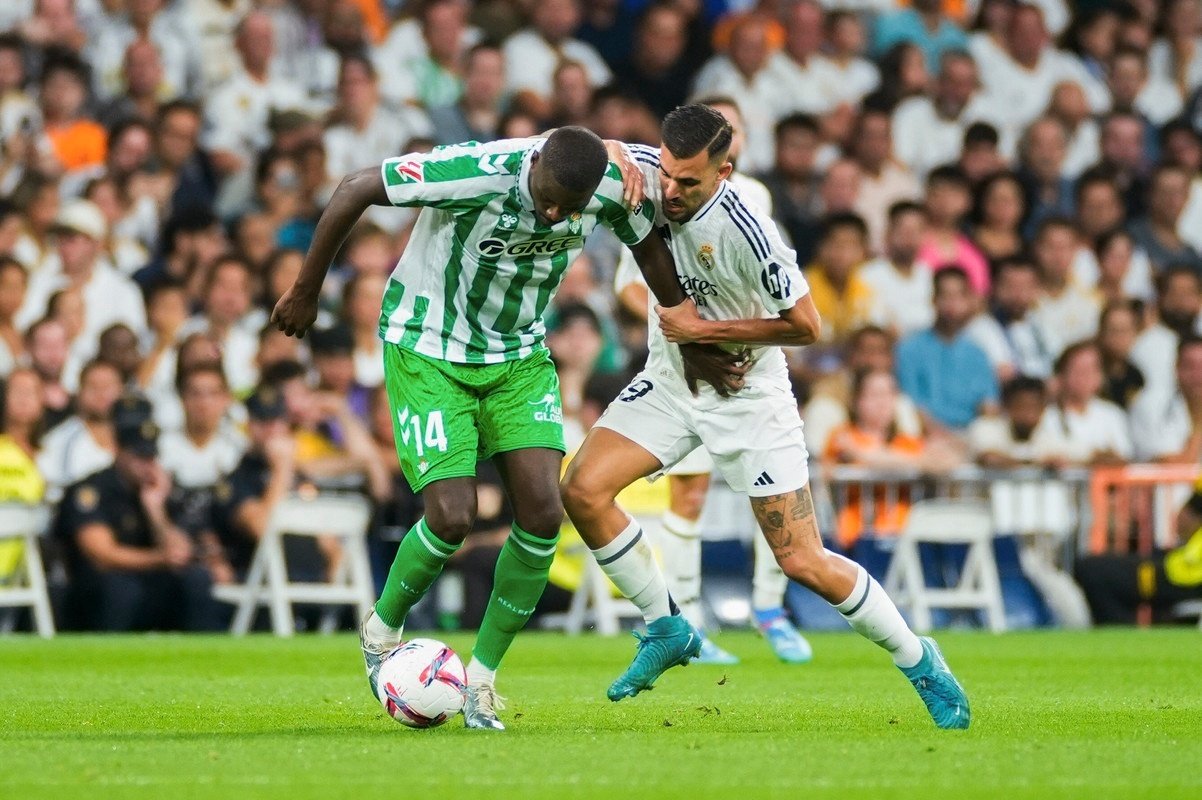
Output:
[658,511,705,629]
[591,515,675,625]
[830,553,923,668]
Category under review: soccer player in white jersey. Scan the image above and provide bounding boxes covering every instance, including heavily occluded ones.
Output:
[271,127,742,731]
[561,106,971,729]
[614,95,812,666]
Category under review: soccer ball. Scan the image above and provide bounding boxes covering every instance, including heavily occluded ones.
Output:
[376,638,467,728]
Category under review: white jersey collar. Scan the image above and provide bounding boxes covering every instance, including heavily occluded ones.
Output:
[691,179,729,223]
[517,139,546,213]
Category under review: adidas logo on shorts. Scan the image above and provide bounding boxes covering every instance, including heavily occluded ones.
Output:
[752,472,775,487]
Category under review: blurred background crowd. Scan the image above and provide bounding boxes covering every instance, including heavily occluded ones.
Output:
[2,0,1202,632]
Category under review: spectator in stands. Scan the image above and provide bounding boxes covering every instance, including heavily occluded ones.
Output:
[818,159,862,219]
[310,324,369,420]
[1047,81,1101,180]
[37,358,123,501]
[613,1,692,118]
[1030,217,1099,349]
[150,100,217,217]
[1076,473,1202,625]
[918,165,990,296]
[873,0,969,73]
[824,11,880,108]
[137,280,189,402]
[428,43,505,145]
[0,33,37,145]
[1016,116,1075,239]
[203,11,306,180]
[849,107,919,251]
[864,42,929,113]
[38,53,107,172]
[0,367,46,508]
[972,255,1057,382]
[958,122,1007,187]
[1129,164,1202,276]
[804,325,923,456]
[1097,110,1150,217]
[1130,264,1202,393]
[342,272,385,389]
[861,201,934,338]
[1091,228,1139,306]
[545,60,593,131]
[97,323,142,386]
[1073,169,1154,300]
[1131,336,1202,463]
[805,213,875,346]
[1107,45,1181,128]
[1160,120,1202,255]
[762,114,822,264]
[1097,299,1147,410]
[504,0,610,120]
[323,55,422,183]
[56,396,221,631]
[0,255,26,375]
[891,51,997,179]
[967,376,1059,467]
[10,174,61,274]
[897,267,999,431]
[1040,341,1133,465]
[181,254,259,397]
[96,38,170,129]
[970,170,1026,264]
[24,318,71,429]
[133,207,226,295]
[822,367,958,550]
[547,303,604,450]
[1150,0,1202,97]
[17,200,147,340]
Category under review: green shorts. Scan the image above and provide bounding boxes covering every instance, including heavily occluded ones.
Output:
[383,344,566,492]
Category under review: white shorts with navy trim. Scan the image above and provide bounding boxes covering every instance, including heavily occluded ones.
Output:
[595,372,810,497]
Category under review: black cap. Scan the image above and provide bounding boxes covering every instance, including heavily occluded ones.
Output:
[309,324,354,356]
[246,385,287,420]
[112,396,159,457]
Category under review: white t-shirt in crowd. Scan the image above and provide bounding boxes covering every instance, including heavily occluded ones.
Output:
[158,428,248,489]
[502,29,611,100]
[36,417,114,502]
[860,257,934,337]
[16,258,148,338]
[1037,398,1134,463]
[1130,387,1193,462]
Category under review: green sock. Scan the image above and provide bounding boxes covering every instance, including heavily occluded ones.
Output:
[472,524,559,670]
[375,518,460,629]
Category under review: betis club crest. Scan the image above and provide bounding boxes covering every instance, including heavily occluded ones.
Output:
[568,212,583,234]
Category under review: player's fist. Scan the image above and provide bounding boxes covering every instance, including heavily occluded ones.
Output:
[679,342,750,397]
[656,300,711,344]
[271,284,320,338]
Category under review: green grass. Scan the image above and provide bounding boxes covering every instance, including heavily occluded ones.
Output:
[2,630,1201,799]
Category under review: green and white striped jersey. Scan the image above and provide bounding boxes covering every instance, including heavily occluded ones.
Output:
[377,137,654,364]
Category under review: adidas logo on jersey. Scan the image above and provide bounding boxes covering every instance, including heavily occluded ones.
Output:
[752,472,775,487]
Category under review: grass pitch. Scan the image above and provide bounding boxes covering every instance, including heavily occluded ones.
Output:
[2,629,1200,799]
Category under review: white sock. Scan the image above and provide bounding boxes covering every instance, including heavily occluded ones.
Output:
[466,657,496,687]
[591,515,674,625]
[658,510,705,629]
[751,531,789,613]
[829,553,923,669]
[366,608,402,646]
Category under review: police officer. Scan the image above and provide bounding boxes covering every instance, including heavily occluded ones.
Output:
[57,397,222,631]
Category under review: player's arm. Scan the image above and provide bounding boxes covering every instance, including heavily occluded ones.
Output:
[657,293,822,346]
[271,166,389,337]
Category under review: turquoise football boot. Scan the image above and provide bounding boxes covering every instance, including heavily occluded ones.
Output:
[900,637,971,729]
[607,615,703,701]
[759,616,813,664]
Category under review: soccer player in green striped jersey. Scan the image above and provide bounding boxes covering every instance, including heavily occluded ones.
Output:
[271,127,741,731]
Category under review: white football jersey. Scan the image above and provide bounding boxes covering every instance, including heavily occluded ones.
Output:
[616,145,810,396]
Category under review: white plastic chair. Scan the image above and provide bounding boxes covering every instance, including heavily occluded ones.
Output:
[213,493,375,636]
[883,499,1006,633]
[0,504,55,637]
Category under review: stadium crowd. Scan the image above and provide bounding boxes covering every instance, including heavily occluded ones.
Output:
[1,0,1202,631]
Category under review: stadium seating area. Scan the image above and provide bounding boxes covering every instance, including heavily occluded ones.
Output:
[2,0,1202,633]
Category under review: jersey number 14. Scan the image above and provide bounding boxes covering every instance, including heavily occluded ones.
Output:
[397,408,449,456]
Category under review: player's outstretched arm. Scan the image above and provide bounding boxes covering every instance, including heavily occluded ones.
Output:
[656,293,822,347]
[271,167,389,337]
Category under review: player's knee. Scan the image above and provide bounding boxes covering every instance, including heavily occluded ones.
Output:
[560,468,607,521]
[423,500,476,544]
[777,550,833,593]
[516,504,564,540]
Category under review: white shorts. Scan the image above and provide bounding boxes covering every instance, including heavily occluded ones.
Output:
[595,372,810,497]
[666,446,713,476]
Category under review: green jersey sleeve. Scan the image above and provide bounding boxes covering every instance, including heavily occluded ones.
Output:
[379,140,529,211]
[595,164,655,246]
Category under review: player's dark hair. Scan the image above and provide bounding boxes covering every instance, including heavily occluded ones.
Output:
[932,265,971,293]
[540,126,610,193]
[819,211,869,243]
[887,200,926,225]
[1001,376,1047,404]
[662,104,733,162]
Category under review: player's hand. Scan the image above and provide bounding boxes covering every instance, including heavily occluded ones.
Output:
[679,342,750,397]
[271,284,320,338]
[603,139,644,208]
[655,300,711,344]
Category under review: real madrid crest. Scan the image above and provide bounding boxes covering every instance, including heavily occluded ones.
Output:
[698,244,715,271]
